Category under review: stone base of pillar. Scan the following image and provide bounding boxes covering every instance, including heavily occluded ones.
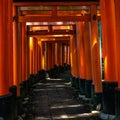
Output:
[9,85,18,119]
[20,80,28,99]
[85,80,92,98]
[0,94,17,120]
[115,88,120,120]
[17,96,23,116]
[91,84,103,110]
[102,81,118,115]
[99,112,115,120]
[9,85,17,97]
[79,78,85,95]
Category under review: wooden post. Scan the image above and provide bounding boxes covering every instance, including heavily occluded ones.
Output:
[113,0,120,119]
[38,40,42,71]
[56,42,61,66]
[41,41,45,69]
[100,0,118,115]
[51,43,55,67]
[100,0,117,82]
[26,35,30,78]
[83,22,92,98]
[0,2,18,119]
[7,0,13,87]
[66,43,69,65]
[13,6,22,96]
[33,38,38,74]
[76,22,86,79]
[115,0,120,88]
[62,43,67,65]
[0,0,10,95]
[22,22,27,81]
[90,5,102,93]
[70,35,79,77]
[55,42,57,65]
[29,37,34,74]
[83,22,92,81]
[67,45,70,65]
[59,43,63,66]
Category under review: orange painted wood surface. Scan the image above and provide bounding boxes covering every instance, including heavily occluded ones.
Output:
[0,0,10,95]
[90,5,102,93]
[33,38,38,74]
[8,0,14,87]
[70,35,79,77]
[115,0,120,88]
[77,22,86,79]
[22,22,27,81]
[13,6,22,96]
[83,22,92,80]
[100,0,117,82]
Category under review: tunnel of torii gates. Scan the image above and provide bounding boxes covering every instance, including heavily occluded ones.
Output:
[1,0,120,119]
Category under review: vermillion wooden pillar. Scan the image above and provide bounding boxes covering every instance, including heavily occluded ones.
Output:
[55,42,58,65]
[22,22,27,81]
[29,37,34,74]
[66,43,69,65]
[8,0,13,87]
[56,42,61,66]
[41,41,45,69]
[67,45,70,65]
[13,6,22,96]
[77,22,86,79]
[59,43,63,66]
[100,0,106,60]
[115,0,120,88]
[115,0,120,119]
[46,43,52,70]
[61,43,64,65]
[83,22,92,81]
[0,0,10,96]
[26,35,30,78]
[62,43,67,65]
[33,38,38,74]
[55,42,60,65]
[83,22,92,98]
[46,42,49,70]
[29,37,38,74]
[76,22,86,95]
[100,0,117,82]
[70,35,79,77]
[0,2,17,119]
[51,43,55,68]
[90,5,102,93]
[38,40,42,71]
[100,0,118,115]
[62,44,64,65]
[64,44,67,64]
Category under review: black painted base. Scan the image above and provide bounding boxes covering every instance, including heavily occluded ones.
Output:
[102,81,118,115]
[91,84,103,110]
[115,88,120,120]
[79,78,85,95]
[99,112,115,120]
[0,94,17,120]
[9,85,18,119]
[85,80,92,98]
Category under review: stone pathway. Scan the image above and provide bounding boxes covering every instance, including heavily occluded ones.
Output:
[26,72,100,120]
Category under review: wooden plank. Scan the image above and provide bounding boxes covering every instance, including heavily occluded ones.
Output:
[19,14,91,22]
[13,2,99,6]
[35,36,70,42]
[28,30,75,36]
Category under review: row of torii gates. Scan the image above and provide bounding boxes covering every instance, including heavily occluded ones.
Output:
[1,0,120,120]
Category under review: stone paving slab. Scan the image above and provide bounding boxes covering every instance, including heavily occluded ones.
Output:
[26,72,100,120]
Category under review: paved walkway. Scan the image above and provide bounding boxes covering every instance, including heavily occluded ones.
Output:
[26,72,100,120]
